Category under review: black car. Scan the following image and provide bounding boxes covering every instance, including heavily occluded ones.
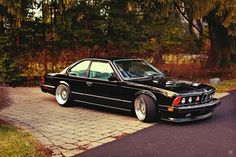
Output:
[41,58,221,122]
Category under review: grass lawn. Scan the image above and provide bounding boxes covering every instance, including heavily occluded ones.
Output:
[213,79,236,93]
[0,123,50,157]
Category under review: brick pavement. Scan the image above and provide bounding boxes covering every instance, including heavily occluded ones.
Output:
[0,87,153,157]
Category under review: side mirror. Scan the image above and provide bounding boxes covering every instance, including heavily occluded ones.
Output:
[108,74,119,82]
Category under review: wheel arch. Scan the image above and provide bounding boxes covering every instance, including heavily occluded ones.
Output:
[133,90,157,103]
[59,81,70,87]
[55,81,70,95]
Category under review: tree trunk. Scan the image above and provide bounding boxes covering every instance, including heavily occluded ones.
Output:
[0,16,4,35]
[206,11,232,68]
[196,19,203,36]
[53,0,57,26]
[50,0,54,51]
[42,1,46,47]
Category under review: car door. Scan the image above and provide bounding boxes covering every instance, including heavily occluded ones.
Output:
[82,60,133,111]
[65,60,93,102]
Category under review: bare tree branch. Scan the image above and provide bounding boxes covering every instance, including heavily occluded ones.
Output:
[174,2,208,38]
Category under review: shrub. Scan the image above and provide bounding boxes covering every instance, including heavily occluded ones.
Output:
[0,53,20,85]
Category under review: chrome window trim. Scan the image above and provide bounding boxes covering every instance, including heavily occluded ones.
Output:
[88,60,122,81]
[45,76,118,87]
[74,99,131,112]
[112,59,164,81]
[67,60,91,78]
[71,91,132,103]
[65,58,123,82]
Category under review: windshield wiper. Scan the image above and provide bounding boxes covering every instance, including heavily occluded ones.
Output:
[148,73,165,79]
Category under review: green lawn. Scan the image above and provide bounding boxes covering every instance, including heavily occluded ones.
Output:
[0,125,49,157]
[213,79,236,93]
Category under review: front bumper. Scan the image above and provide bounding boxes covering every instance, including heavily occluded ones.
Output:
[158,99,221,122]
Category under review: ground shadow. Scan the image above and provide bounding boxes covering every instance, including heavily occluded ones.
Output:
[69,100,134,118]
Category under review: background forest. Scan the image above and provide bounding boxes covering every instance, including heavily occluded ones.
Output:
[0,0,235,85]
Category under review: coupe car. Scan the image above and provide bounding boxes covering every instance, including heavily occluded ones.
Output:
[41,58,221,122]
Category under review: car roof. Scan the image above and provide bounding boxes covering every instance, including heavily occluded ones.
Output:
[84,57,142,62]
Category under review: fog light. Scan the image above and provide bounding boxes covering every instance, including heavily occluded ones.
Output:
[196,96,200,101]
[181,98,186,104]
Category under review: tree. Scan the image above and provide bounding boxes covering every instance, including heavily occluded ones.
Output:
[142,0,236,68]
[0,0,37,52]
[175,0,236,67]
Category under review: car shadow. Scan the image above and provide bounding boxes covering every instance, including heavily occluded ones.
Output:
[69,100,134,118]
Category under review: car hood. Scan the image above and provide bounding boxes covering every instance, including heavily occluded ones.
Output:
[129,77,214,94]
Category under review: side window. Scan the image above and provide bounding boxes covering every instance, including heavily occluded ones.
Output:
[89,61,114,80]
[68,60,90,77]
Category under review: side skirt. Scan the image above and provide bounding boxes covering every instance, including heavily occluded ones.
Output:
[74,99,132,112]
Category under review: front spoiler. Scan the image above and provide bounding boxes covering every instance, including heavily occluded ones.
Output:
[159,99,221,122]
[160,112,213,122]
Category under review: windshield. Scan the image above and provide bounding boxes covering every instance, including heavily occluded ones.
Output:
[114,59,164,80]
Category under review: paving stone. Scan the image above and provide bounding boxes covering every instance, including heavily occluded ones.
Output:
[60,143,78,150]
[89,142,103,148]
[51,155,64,157]
[0,87,156,156]
[51,148,62,155]
[75,140,90,146]
[97,137,115,144]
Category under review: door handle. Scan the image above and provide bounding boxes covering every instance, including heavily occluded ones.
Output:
[86,81,93,86]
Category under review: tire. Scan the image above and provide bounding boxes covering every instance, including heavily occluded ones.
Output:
[55,84,71,106]
[134,94,157,122]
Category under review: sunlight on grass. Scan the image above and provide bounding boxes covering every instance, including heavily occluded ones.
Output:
[0,125,47,157]
[213,79,236,93]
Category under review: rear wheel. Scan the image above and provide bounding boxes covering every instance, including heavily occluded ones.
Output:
[55,84,71,106]
[134,95,157,122]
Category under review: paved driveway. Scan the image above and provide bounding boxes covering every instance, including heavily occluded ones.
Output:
[0,87,153,157]
[78,90,236,157]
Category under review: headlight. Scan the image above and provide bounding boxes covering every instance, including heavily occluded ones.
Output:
[181,97,186,104]
[188,97,192,103]
[196,96,200,102]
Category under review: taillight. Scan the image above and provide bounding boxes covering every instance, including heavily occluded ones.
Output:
[172,96,182,106]
[41,77,45,84]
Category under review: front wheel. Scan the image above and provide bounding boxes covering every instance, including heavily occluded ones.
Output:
[134,95,157,122]
[55,84,71,106]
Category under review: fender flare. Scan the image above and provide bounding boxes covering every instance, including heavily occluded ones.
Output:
[59,81,70,87]
[134,90,157,102]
